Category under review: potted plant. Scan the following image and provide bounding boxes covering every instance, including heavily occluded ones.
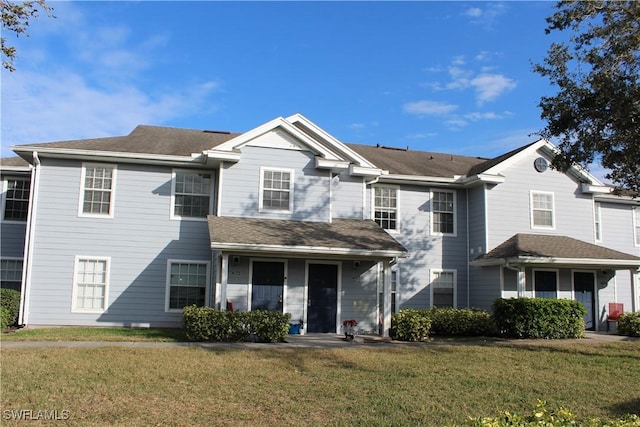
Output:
[342,319,358,341]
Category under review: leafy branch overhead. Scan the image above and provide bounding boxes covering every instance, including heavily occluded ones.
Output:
[1,0,55,71]
[534,1,640,193]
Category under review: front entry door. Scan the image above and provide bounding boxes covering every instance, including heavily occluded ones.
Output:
[307,263,338,333]
[574,271,596,330]
[251,261,284,311]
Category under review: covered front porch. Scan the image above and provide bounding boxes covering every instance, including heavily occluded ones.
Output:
[207,216,407,336]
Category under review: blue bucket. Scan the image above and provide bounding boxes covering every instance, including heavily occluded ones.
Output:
[289,323,301,334]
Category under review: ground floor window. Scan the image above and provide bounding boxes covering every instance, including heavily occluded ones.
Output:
[534,270,557,299]
[166,261,209,311]
[72,257,109,312]
[0,259,23,291]
[431,269,456,307]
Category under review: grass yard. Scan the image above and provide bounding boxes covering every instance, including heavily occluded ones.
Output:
[1,342,639,426]
[1,327,186,342]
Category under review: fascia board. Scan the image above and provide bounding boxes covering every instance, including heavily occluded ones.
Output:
[377,174,459,187]
[315,157,350,170]
[471,256,640,268]
[210,241,408,259]
[594,194,640,206]
[349,164,383,177]
[460,174,506,186]
[0,165,32,172]
[581,183,613,194]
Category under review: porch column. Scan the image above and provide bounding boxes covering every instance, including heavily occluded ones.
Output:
[516,266,526,298]
[631,269,639,312]
[220,254,229,310]
[382,260,392,337]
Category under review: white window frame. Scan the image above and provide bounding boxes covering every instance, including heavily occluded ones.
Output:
[71,256,110,313]
[165,259,210,313]
[372,185,400,231]
[170,169,213,221]
[0,257,24,291]
[78,163,117,218]
[431,189,457,236]
[429,269,457,308]
[533,268,559,299]
[634,207,640,247]
[259,167,294,213]
[530,190,555,229]
[1,177,30,222]
[594,202,602,242]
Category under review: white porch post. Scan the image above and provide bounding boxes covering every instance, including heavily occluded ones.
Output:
[220,254,229,310]
[516,266,526,298]
[631,269,638,312]
[383,260,392,337]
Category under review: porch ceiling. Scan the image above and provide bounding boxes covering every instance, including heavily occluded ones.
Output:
[207,216,408,259]
[471,233,640,269]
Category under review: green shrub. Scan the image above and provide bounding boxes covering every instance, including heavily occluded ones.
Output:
[182,306,290,343]
[454,400,640,426]
[492,298,586,339]
[1,307,9,331]
[0,288,21,327]
[617,312,640,337]
[391,309,431,342]
[428,307,495,336]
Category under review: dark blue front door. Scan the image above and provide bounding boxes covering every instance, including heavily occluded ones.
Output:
[251,261,284,311]
[307,263,338,333]
[574,272,595,330]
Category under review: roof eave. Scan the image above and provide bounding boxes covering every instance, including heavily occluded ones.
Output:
[471,256,640,268]
[210,242,408,259]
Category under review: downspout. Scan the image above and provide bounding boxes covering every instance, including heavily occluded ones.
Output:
[505,261,525,298]
[466,188,470,308]
[18,151,40,326]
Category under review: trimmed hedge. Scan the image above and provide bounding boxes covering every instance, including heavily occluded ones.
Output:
[0,288,21,327]
[617,312,640,337]
[391,309,431,342]
[428,307,495,336]
[1,307,10,331]
[182,305,291,342]
[492,298,586,339]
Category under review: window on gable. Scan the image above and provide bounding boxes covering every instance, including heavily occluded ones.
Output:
[2,178,30,221]
[173,171,211,218]
[594,202,602,242]
[0,259,23,291]
[534,270,557,299]
[166,261,208,311]
[431,270,456,308]
[373,186,398,230]
[80,164,116,217]
[531,191,554,228]
[73,257,109,312]
[260,168,293,212]
[432,190,455,234]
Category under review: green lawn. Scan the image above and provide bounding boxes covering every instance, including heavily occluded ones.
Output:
[1,326,186,342]
[2,342,639,426]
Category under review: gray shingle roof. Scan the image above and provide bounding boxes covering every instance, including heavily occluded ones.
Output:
[208,216,407,256]
[476,233,640,263]
[1,156,30,168]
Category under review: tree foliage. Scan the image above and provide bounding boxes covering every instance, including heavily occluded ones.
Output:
[534,1,640,193]
[1,0,54,71]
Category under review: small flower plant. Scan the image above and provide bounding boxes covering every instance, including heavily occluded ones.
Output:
[342,319,358,342]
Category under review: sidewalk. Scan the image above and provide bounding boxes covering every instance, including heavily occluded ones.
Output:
[1,331,637,349]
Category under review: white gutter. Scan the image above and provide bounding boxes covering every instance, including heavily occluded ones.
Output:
[18,151,40,326]
[472,257,640,268]
[210,242,408,259]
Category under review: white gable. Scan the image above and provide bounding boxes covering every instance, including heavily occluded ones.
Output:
[243,128,308,151]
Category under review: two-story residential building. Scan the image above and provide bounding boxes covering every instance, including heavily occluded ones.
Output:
[2,114,639,335]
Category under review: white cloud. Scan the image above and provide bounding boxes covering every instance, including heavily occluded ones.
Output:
[465,7,482,18]
[403,100,458,116]
[464,3,507,29]
[464,111,513,121]
[470,73,517,105]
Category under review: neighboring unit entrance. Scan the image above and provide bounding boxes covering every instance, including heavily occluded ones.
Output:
[251,261,284,311]
[574,271,596,330]
[307,263,338,333]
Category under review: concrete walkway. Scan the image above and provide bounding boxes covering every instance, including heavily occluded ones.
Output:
[1,331,637,350]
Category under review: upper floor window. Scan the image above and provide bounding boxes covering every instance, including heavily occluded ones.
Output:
[634,208,640,247]
[165,260,209,311]
[260,168,293,212]
[373,186,398,230]
[531,191,554,229]
[594,202,602,242]
[0,259,23,292]
[2,178,30,221]
[172,170,212,219]
[431,190,456,235]
[430,269,456,308]
[72,257,109,313]
[80,164,116,217]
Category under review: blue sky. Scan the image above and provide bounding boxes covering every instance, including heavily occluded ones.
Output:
[3,1,596,174]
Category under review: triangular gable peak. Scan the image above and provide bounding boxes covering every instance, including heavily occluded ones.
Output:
[478,139,611,194]
[206,115,383,176]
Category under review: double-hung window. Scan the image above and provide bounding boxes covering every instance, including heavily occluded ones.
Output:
[531,191,554,228]
[430,269,456,308]
[72,257,109,312]
[166,261,209,311]
[2,178,30,221]
[373,186,398,230]
[172,171,212,219]
[260,168,293,212]
[534,269,557,299]
[80,164,116,217]
[594,202,602,242]
[634,208,640,247]
[431,190,455,235]
[0,259,23,291]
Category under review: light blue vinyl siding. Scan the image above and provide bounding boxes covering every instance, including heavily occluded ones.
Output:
[332,172,364,219]
[27,159,214,327]
[220,146,330,222]
[340,261,378,333]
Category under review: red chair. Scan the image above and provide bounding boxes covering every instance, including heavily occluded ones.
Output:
[226,299,234,312]
[606,302,623,331]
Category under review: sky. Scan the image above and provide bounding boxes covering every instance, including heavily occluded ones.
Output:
[2,1,605,178]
